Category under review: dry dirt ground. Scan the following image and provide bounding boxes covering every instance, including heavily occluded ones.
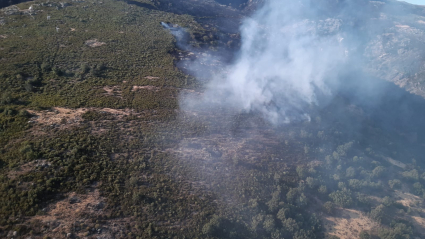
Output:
[27,107,136,132]
[382,156,406,169]
[321,189,425,239]
[323,208,378,239]
[12,186,132,239]
[85,39,106,48]
[7,159,47,180]
[131,85,161,92]
[394,189,425,235]
[102,86,122,98]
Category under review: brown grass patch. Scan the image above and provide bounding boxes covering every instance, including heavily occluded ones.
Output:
[103,85,122,97]
[85,39,106,47]
[32,189,105,222]
[27,107,137,134]
[323,208,378,239]
[382,156,406,169]
[395,190,421,208]
[393,190,425,235]
[7,160,47,180]
[132,85,161,92]
[21,185,136,238]
[27,107,87,131]
[144,76,160,80]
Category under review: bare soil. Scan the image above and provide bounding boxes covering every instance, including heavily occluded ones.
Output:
[24,187,130,238]
[85,39,106,47]
[27,107,138,135]
[7,159,47,180]
[103,85,122,97]
[132,85,161,92]
[394,190,425,235]
[323,208,378,239]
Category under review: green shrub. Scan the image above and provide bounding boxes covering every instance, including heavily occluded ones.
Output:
[329,190,353,208]
[263,215,275,232]
[388,179,401,189]
[202,215,224,235]
[372,166,386,178]
[369,204,386,223]
[402,169,419,181]
[322,201,335,215]
[359,231,371,239]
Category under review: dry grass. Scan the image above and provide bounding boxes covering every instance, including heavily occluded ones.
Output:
[144,76,160,80]
[85,39,106,47]
[26,107,138,135]
[382,156,406,169]
[27,187,122,238]
[27,107,87,128]
[23,185,135,238]
[103,86,122,97]
[394,190,425,235]
[7,159,47,180]
[132,85,161,92]
[395,190,422,208]
[323,208,378,239]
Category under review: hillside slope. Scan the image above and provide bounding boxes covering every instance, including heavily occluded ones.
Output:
[1,1,425,239]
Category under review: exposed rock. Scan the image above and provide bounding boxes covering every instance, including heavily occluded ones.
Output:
[94,201,104,210]
[69,196,81,204]
[85,39,106,47]
[1,5,20,15]
[60,2,71,8]
[6,231,17,238]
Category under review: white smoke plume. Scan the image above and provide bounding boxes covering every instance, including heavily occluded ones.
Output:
[182,0,350,125]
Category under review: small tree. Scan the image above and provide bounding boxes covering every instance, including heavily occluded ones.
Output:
[388,179,401,189]
[306,177,318,189]
[346,167,356,178]
[41,62,51,72]
[359,231,371,239]
[323,201,335,215]
[372,166,386,178]
[202,215,225,236]
[296,166,307,178]
[329,190,353,208]
[402,169,419,181]
[263,215,276,232]
[369,204,386,223]
[318,185,327,194]
[277,208,290,222]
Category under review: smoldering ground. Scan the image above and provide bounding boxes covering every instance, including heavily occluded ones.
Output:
[165,0,425,135]
[178,0,362,125]
[161,0,425,237]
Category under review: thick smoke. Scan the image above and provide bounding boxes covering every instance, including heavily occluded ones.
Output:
[181,0,350,124]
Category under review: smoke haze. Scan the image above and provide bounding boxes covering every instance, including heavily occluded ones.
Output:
[164,1,425,237]
[180,0,356,124]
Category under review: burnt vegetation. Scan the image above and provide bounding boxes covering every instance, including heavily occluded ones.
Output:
[0,0,425,239]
